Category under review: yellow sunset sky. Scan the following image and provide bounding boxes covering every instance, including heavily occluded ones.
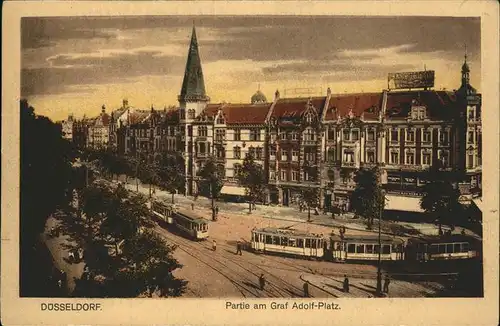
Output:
[21,16,481,121]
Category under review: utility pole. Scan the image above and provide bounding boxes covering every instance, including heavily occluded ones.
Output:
[376,197,383,296]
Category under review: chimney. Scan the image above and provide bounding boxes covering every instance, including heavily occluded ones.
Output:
[123,99,129,109]
[327,87,331,96]
[275,89,280,101]
[101,105,106,113]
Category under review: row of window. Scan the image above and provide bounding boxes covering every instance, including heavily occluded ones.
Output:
[269,170,316,182]
[252,233,324,249]
[270,129,317,142]
[268,149,316,162]
[233,146,264,159]
[324,128,451,144]
[346,243,393,254]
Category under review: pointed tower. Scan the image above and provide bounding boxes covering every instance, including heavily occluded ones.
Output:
[178,24,210,121]
[457,46,477,96]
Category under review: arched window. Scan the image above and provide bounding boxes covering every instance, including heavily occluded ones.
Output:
[188,109,195,119]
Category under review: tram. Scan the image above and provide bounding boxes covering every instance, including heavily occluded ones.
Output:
[406,234,480,262]
[328,235,405,263]
[150,200,176,224]
[250,227,325,259]
[172,209,209,240]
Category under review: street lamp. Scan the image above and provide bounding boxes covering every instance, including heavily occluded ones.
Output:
[376,194,383,297]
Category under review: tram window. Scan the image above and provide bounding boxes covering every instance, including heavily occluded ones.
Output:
[288,238,296,247]
[334,242,340,250]
[281,237,288,246]
[366,244,374,254]
[446,244,453,253]
[347,244,355,253]
[272,236,279,245]
[430,244,439,254]
[438,244,446,254]
[305,239,311,248]
[453,243,461,253]
[253,233,259,242]
[374,245,380,254]
[382,245,391,254]
[462,243,469,252]
[356,244,365,253]
[265,235,272,244]
[296,238,303,248]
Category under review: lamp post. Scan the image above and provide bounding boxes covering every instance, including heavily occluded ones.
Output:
[376,167,386,297]
[376,195,383,296]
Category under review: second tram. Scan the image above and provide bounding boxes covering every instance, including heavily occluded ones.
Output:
[172,209,210,240]
[328,234,405,262]
[251,227,325,259]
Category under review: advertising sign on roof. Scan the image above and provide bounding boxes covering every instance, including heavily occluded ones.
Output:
[388,70,435,90]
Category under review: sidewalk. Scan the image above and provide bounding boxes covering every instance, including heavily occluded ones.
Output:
[300,273,448,298]
[119,178,480,240]
[43,216,85,295]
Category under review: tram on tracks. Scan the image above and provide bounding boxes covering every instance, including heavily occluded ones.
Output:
[150,200,176,224]
[405,234,481,262]
[250,227,325,259]
[171,209,209,241]
[328,234,405,263]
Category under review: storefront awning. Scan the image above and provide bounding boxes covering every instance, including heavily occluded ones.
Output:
[221,185,246,196]
[384,195,424,213]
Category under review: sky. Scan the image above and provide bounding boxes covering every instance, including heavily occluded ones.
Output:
[21,16,481,121]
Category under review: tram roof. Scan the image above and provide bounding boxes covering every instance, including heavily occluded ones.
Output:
[175,209,209,224]
[152,200,176,208]
[407,234,480,244]
[253,227,324,239]
[330,234,405,244]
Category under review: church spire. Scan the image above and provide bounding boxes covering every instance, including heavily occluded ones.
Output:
[178,23,209,103]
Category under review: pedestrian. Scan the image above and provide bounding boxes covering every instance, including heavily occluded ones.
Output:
[303,281,310,297]
[236,241,242,255]
[68,251,74,262]
[259,274,266,290]
[383,275,391,294]
[314,207,319,215]
[343,275,349,293]
[191,203,195,210]
[212,239,217,251]
[215,206,219,216]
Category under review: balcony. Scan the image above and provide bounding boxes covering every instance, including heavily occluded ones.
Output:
[302,139,318,146]
[213,138,227,145]
[341,161,358,168]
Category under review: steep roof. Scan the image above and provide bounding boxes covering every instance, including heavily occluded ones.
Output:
[128,111,150,125]
[324,92,382,121]
[179,25,209,102]
[385,90,457,120]
[271,96,326,119]
[203,103,271,124]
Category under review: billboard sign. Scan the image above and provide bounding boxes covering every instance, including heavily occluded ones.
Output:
[388,70,435,90]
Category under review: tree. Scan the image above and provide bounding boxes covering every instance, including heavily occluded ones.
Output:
[157,152,186,204]
[300,188,320,222]
[198,156,224,220]
[20,99,74,296]
[420,162,463,233]
[350,167,386,229]
[58,182,187,297]
[236,154,267,214]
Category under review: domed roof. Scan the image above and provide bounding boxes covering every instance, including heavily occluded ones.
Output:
[462,61,470,73]
[251,90,267,104]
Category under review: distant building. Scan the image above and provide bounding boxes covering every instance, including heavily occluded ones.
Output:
[87,105,110,149]
[74,25,482,213]
[61,114,74,141]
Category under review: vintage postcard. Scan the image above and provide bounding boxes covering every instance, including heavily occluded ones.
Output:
[2,1,499,325]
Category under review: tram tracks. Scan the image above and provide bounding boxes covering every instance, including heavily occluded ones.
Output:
[155,227,288,298]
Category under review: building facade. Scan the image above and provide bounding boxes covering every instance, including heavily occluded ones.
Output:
[72,26,482,213]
